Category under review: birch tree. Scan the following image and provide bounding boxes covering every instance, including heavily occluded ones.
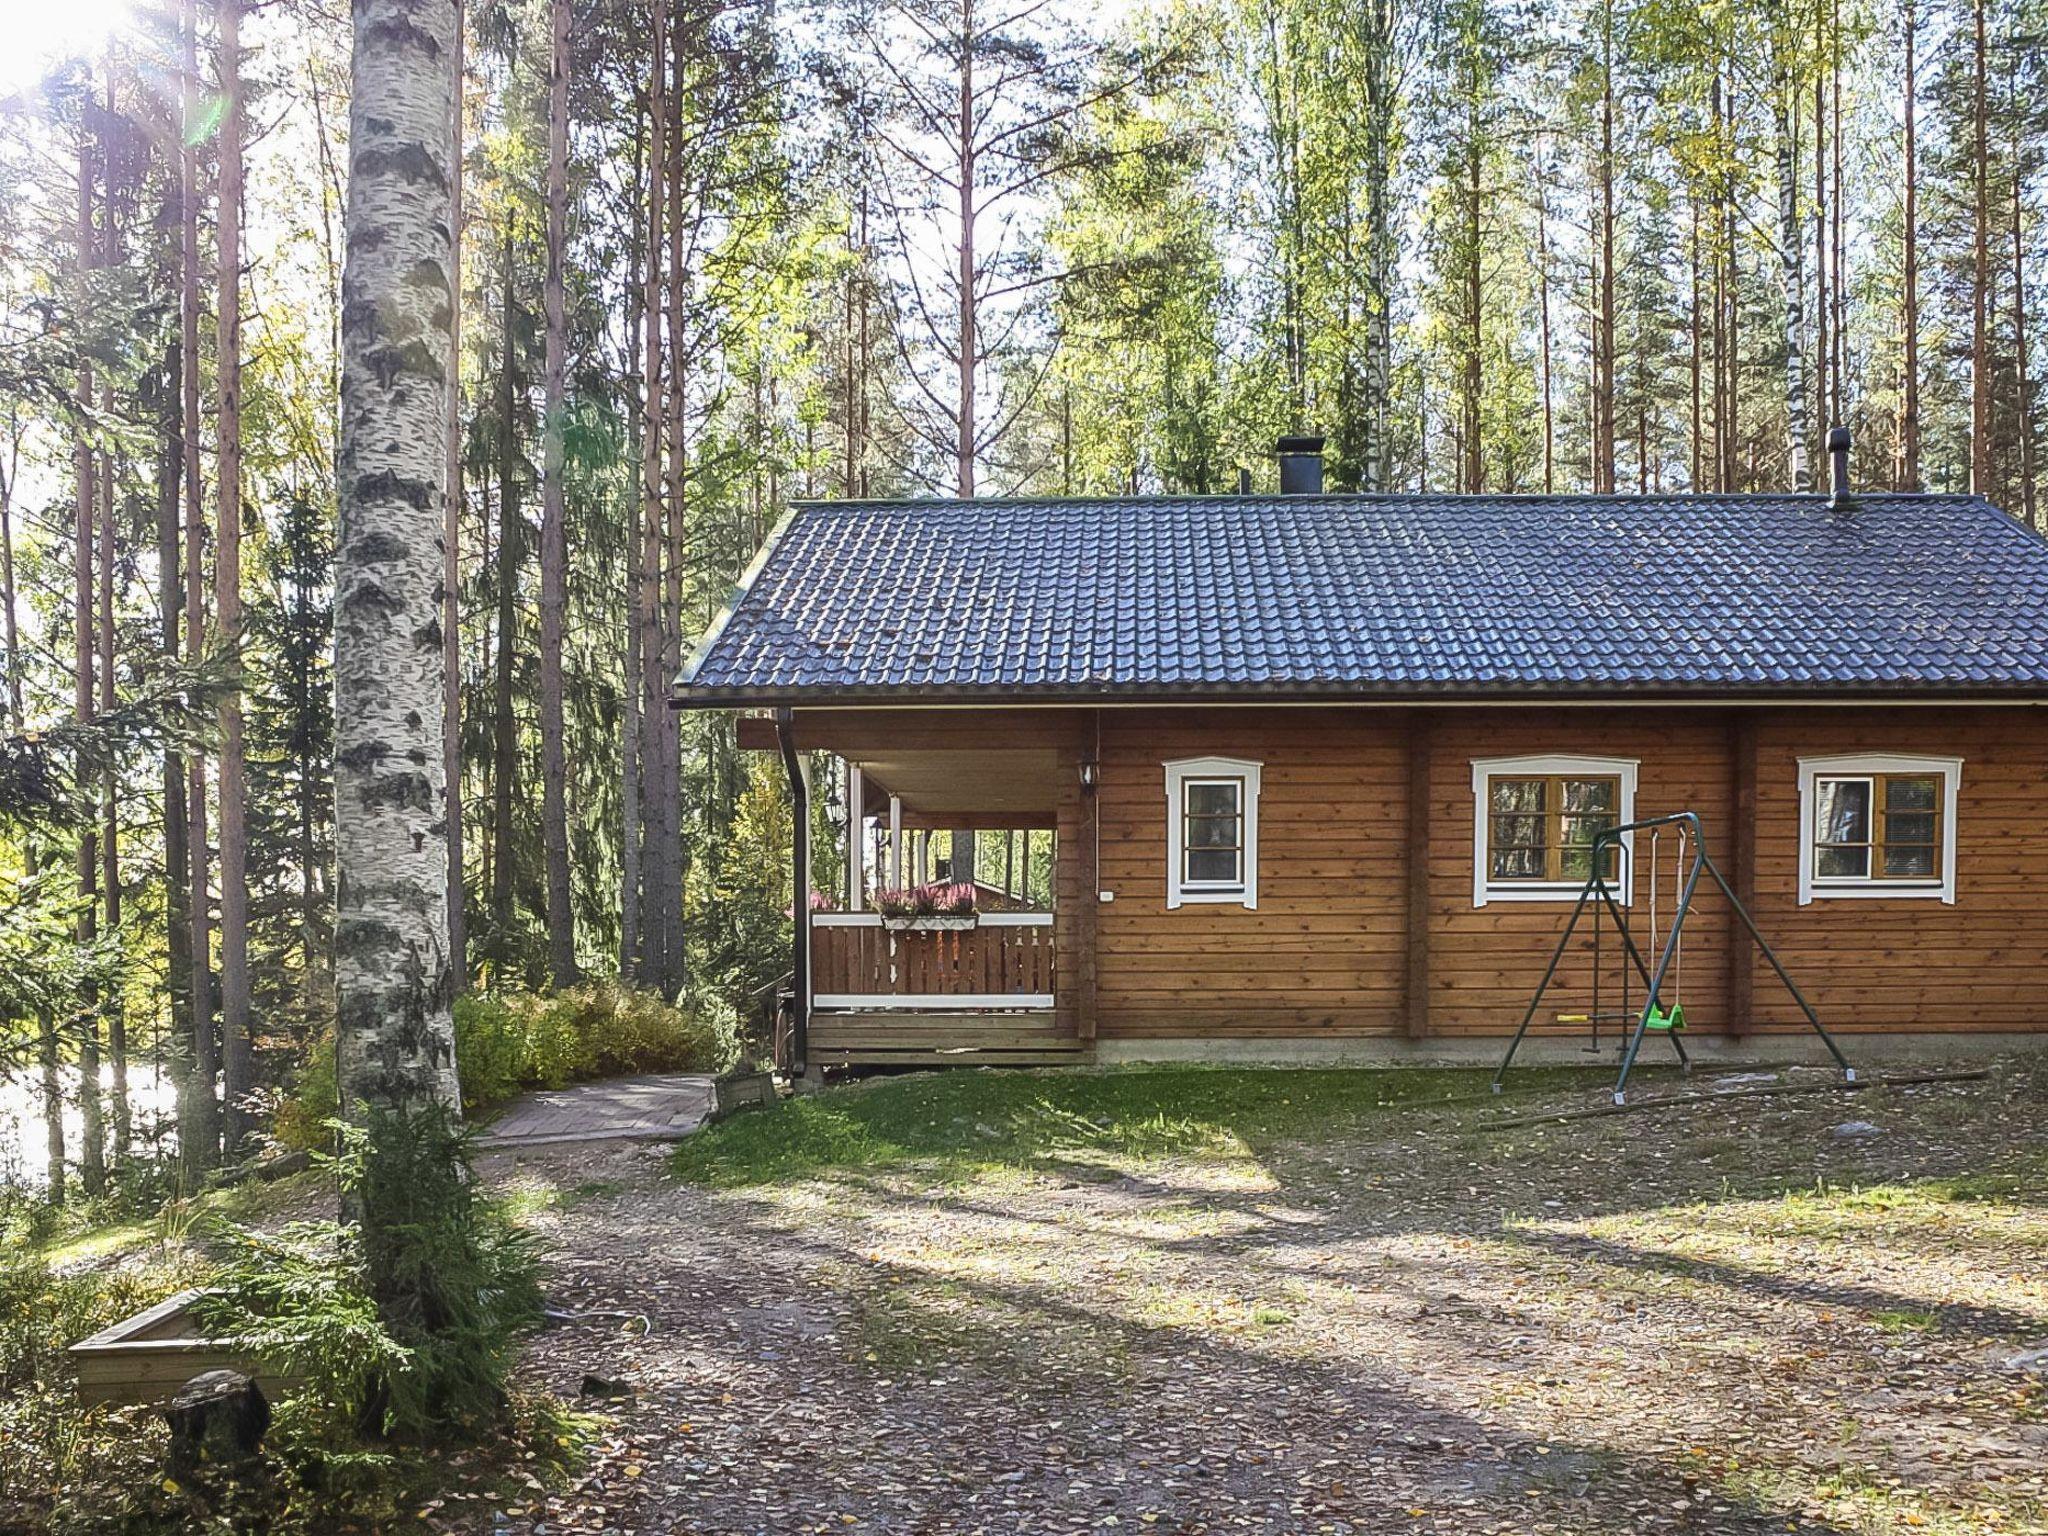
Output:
[335,0,463,1115]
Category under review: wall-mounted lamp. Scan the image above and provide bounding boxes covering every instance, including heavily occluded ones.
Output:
[1079,761,1098,789]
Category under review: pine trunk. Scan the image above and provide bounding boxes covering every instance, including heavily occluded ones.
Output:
[489,223,519,967]
[956,0,976,498]
[658,16,687,998]
[218,0,254,1155]
[539,0,576,985]
[620,106,644,977]
[1900,0,1920,489]
[635,0,665,984]
[74,119,105,1201]
[159,324,193,1178]
[1969,0,1991,494]
[1593,3,1616,495]
[335,0,463,1116]
[1,429,19,726]
[444,0,468,992]
[40,1011,65,1204]
[181,0,218,1176]
[2015,126,2038,530]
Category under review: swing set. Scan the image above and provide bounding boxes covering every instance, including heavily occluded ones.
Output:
[1492,811,1856,1105]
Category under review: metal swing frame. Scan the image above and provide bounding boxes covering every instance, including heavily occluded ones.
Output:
[1492,811,1856,1105]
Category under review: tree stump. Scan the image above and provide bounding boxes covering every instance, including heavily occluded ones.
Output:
[164,1369,270,1474]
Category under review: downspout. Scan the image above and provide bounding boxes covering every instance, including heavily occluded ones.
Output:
[774,708,810,1076]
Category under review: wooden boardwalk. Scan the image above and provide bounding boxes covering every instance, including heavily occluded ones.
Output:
[476,1073,717,1149]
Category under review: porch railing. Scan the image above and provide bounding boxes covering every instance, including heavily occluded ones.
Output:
[810,912,1055,1009]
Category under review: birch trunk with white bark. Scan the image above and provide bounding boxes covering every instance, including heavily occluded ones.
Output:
[336,0,463,1115]
[1776,82,1811,492]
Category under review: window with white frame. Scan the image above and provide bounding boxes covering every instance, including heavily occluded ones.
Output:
[1797,754,1961,904]
[1470,755,1639,907]
[1164,757,1262,909]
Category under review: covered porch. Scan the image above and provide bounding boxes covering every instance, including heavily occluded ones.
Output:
[760,711,1096,1070]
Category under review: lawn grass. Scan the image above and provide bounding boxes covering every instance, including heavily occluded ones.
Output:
[670,1063,1614,1187]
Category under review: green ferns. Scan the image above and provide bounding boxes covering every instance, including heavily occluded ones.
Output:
[281,982,739,1146]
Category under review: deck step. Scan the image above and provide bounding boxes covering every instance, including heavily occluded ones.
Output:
[813,1049,1095,1068]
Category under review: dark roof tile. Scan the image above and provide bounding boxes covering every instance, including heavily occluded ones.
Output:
[675,493,2048,701]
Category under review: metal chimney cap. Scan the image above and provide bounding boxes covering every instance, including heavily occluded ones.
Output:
[1275,434,1326,496]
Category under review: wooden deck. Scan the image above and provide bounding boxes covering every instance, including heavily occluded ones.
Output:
[807,1010,1088,1068]
[805,913,1082,1066]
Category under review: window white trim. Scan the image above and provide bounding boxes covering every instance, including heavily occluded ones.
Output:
[1470,754,1639,908]
[1797,753,1961,905]
[1164,757,1262,909]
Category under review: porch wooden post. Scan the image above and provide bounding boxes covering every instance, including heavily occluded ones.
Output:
[846,762,864,909]
[775,709,811,1073]
[1404,709,1434,1038]
[888,794,903,888]
[1054,739,1098,1040]
[1727,710,1757,1036]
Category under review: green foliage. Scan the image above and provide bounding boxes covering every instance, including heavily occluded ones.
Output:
[201,1111,542,1446]
[273,1035,339,1154]
[0,1244,202,1530]
[279,983,736,1139]
[350,1106,543,1439]
[451,981,739,1113]
[192,1218,411,1444]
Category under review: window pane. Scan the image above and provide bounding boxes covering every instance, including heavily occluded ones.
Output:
[1490,778,1546,814]
[1561,841,1623,883]
[1491,847,1544,880]
[1882,844,1936,878]
[1562,778,1616,813]
[1559,814,1616,847]
[1186,848,1240,884]
[1185,781,1240,818]
[1885,810,1937,846]
[1490,814,1545,849]
[1885,776,1938,812]
[1815,845,1870,878]
[1186,814,1240,849]
[1816,779,1871,844]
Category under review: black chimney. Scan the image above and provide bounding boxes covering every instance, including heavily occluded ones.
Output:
[1276,435,1325,495]
[1827,426,1852,507]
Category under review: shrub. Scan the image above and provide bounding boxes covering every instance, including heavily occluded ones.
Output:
[200,1110,540,1444]
[275,1034,339,1153]
[284,983,737,1133]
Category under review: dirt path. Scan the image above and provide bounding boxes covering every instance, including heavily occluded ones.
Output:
[476,1068,2048,1535]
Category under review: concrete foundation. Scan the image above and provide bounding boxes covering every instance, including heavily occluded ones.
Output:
[1090,1032,2046,1070]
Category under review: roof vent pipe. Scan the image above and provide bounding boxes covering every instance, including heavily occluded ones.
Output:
[1827,426,1853,507]
[1276,435,1325,495]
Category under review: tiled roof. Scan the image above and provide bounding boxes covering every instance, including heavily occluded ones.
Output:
[674,493,2048,702]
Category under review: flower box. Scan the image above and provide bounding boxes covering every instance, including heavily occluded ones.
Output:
[713,1069,779,1119]
[881,914,978,933]
[69,1289,302,1407]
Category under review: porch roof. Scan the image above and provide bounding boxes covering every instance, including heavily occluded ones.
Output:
[675,492,2048,704]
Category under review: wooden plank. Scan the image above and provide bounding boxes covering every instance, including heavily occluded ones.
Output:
[1727,709,1758,1037]
[1405,709,1432,1039]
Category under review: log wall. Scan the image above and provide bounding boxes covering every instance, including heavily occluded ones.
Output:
[790,704,2048,1042]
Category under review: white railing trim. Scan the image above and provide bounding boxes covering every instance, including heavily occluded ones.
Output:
[813,993,1056,1011]
[812,911,1052,929]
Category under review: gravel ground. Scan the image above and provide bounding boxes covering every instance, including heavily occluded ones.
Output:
[473,1066,2048,1536]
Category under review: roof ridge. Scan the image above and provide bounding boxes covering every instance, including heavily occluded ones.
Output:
[788,490,1977,511]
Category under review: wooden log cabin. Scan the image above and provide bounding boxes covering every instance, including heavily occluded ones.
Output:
[676,435,2048,1072]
